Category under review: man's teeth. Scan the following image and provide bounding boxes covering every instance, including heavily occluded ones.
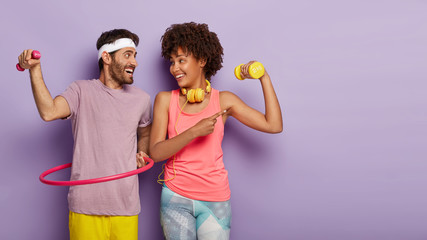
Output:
[126,69,134,73]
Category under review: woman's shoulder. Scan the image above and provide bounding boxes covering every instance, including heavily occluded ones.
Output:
[219,90,242,109]
[219,90,239,100]
[156,90,173,97]
[154,90,174,107]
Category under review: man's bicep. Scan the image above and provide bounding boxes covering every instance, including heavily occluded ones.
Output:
[138,124,151,138]
[53,96,71,120]
[137,124,151,154]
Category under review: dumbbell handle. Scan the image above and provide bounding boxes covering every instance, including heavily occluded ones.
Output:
[234,62,265,80]
[16,50,41,71]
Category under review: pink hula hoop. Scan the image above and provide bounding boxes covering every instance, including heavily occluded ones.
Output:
[39,157,154,186]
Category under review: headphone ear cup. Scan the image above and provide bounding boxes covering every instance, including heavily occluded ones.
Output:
[194,88,205,103]
[187,89,196,103]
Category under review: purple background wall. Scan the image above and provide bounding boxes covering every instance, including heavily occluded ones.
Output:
[1,0,426,239]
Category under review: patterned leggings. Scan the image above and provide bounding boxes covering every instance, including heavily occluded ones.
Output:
[160,186,232,240]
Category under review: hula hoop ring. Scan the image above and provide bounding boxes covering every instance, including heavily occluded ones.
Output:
[40,157,154,186]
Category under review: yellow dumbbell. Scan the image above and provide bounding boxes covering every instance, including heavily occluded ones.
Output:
[234,61,265,80]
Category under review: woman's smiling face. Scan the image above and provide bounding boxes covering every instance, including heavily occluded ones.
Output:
[169,47,206,89]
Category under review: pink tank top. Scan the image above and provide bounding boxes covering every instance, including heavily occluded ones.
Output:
[164,88,230,201]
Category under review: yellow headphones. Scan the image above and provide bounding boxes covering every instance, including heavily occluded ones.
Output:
[181,79,211,103]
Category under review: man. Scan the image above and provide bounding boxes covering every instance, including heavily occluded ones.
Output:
[18,29,152,240]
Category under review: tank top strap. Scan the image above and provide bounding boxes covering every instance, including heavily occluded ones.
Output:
[210,88,220,113]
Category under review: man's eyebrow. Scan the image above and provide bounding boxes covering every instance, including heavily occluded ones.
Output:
[124,50,136,54]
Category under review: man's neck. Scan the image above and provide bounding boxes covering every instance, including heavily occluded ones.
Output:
[99,71,123,89]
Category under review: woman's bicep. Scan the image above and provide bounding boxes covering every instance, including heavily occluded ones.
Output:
[221,91,270,132]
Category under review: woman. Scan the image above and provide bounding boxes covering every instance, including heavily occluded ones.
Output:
[150,22,283,240]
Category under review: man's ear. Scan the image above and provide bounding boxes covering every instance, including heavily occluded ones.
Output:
[101,51,112,65]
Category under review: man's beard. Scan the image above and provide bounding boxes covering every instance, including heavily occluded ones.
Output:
[109,58,134,85]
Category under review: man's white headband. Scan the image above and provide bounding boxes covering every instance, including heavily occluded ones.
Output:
[98,38,136,60]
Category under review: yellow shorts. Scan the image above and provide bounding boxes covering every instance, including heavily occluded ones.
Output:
[69,211,138,240]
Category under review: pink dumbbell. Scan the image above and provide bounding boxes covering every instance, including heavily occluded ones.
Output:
[16,50,41,71]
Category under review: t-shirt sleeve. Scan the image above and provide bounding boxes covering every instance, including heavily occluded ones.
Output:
[139,95,152,128]
[59,81,80,120]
